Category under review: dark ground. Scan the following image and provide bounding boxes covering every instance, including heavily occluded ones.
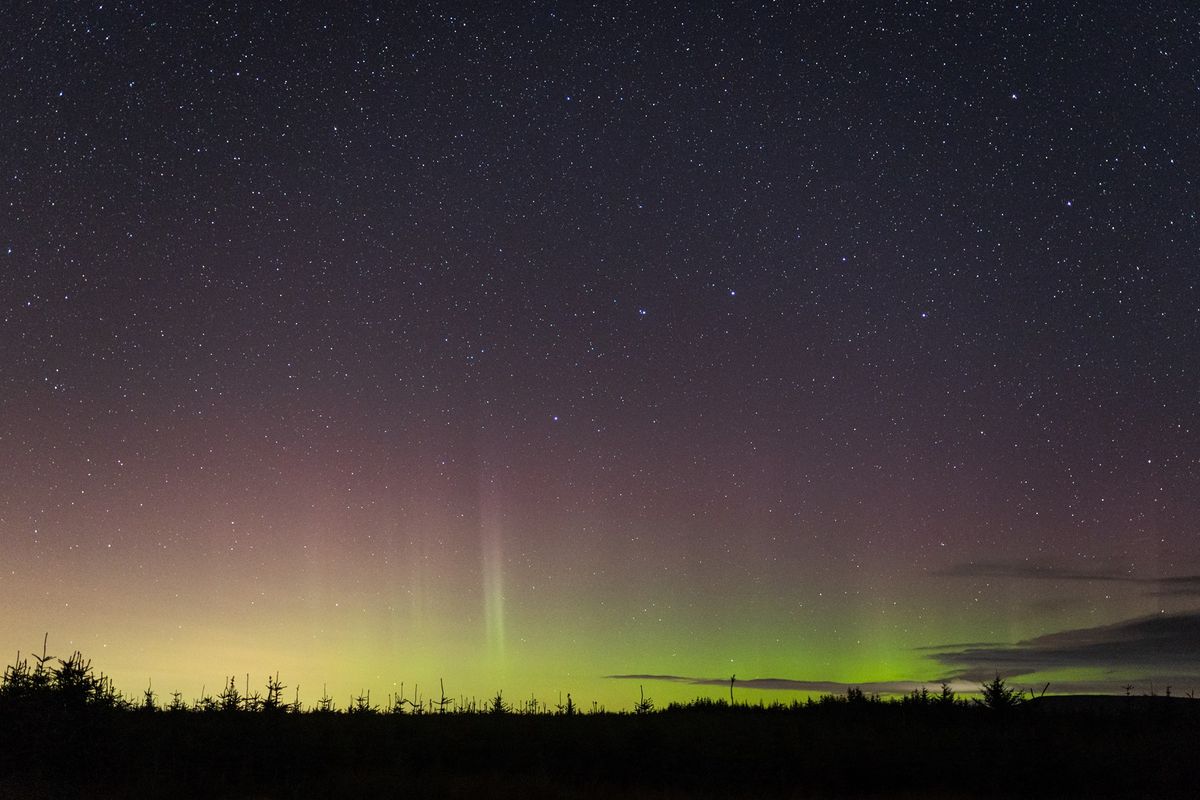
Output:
[2,696,1199,798]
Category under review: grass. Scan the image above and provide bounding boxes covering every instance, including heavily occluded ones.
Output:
[2,643,1199,798]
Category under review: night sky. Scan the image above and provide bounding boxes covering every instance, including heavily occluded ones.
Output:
[3,2,1199,707]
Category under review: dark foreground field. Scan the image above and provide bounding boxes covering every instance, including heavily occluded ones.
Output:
[3,651,1198,798]
[3,695,1200,799]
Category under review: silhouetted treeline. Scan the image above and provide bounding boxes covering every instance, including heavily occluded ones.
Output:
[2,646,1199,798]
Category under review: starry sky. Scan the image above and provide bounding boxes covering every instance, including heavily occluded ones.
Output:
[2,2,1199,707]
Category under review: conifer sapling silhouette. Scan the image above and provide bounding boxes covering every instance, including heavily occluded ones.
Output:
[976,675,1023,710]
[262,672,286,712]
[488,690,509,715]
[635,685,654,714]
[218,676,243,712]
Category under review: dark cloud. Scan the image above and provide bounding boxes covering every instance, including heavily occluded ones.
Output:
[930,611,1200,679]
[606,674,955,695]
[935,561,1200,596]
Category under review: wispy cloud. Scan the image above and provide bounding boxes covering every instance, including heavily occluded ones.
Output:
[934,561,1136,582]
[913,641,1006,651]
[1152,576,1200,597]
[934,560,1200,596]
[606,674,965,695]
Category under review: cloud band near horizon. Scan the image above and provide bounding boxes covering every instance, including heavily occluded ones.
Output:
[611,609,1200,695]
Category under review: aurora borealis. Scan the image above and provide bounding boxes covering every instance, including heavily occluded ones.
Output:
[2,3,1198,709]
